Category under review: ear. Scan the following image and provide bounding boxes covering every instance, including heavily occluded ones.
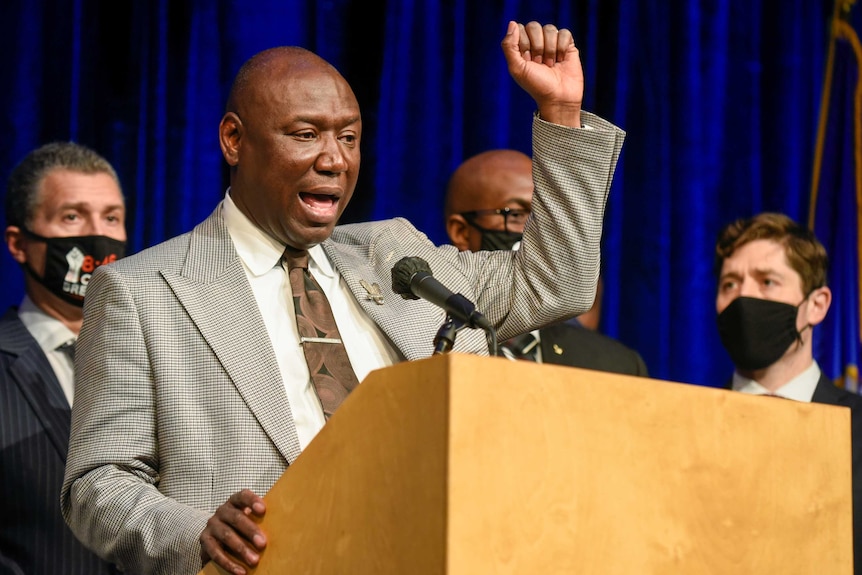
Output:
[4,226,27,264]
[446,214,471,251]
[219,112,242,167]
[805,286,832,327]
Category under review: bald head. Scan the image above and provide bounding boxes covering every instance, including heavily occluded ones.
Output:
[218,45,362,250]
[226,46,350,116]
[444,149,534,252]
[444,149,533,217]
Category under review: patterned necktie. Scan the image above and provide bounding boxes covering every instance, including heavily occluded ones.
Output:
[283,247,359,418]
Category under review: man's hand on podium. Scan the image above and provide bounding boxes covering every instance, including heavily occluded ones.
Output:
[199,489,268,575]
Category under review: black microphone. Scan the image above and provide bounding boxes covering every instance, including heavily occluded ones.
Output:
[391,256,492,331]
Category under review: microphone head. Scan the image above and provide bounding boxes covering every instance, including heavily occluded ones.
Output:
[391,256,432,300]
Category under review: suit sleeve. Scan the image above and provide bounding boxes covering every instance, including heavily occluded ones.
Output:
[472,112,625,340]
[60,264,209,575]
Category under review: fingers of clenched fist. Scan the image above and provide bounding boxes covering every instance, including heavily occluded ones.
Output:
[517,21,575,65]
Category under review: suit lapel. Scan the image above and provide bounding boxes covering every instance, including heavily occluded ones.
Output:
[322,230,488,360]
[161,212,302,464]
[0,312,71,460]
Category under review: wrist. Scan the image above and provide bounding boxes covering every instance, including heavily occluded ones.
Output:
[536,104,583,128]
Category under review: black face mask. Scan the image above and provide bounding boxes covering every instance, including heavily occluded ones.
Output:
[465,220,523,251]
[480,229,523,251]
[716,296,807,371]
[21,229,126,307]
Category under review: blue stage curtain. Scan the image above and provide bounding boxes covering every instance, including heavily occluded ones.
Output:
[0,0,837,388]
[810,0,862,392]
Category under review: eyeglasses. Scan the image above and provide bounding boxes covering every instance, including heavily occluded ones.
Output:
[459,207,531,233]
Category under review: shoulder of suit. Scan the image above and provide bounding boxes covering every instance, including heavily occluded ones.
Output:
[542,322,626,346]
[813,374,862,410]
[0,308,41,357]
[0,306,20,325]
[332,217,418,240]
[541,323,642,358]
[102,232,193,278]
[824,384,862,437]
[836,387,862,411]
[329,218,445,258]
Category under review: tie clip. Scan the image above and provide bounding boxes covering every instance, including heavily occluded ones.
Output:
[300,337,343,345]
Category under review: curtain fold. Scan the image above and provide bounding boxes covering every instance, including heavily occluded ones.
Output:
[0,0,837,388]
[809,0,862,391]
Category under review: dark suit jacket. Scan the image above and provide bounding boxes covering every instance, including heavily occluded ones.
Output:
[538,322,649,376]
[0,308,116,575]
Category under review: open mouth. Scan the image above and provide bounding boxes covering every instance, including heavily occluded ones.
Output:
[300,192,340,222]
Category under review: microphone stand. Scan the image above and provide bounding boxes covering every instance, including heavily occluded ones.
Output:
[433,315,499,357]
[433,316,464,354]
[485,324,498,357]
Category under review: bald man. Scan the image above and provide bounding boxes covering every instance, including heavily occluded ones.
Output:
[61,22,627,575]
[445,149,647,374]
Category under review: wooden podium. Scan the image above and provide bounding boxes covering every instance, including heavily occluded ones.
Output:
[201,353,853,574]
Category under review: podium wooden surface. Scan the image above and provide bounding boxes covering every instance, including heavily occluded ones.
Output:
[201,353,853,574]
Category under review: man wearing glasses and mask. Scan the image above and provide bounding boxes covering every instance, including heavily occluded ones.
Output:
[444,148,647,375]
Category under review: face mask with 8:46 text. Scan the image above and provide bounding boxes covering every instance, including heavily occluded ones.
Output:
[22,229,126,306]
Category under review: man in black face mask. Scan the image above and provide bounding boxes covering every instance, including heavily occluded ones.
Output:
[714,211,862,573]
[0,141,125,574]
[444,148,647,375]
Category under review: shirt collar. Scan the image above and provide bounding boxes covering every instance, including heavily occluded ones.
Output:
[308,244,336,279]
[222,189,335,277]
[222,190,284,275]
[17,295,77,352]
[731,360,821,402]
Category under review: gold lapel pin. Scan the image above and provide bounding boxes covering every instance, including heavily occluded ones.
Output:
[360,279,385,305]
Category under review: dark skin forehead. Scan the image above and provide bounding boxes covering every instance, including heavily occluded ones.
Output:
[223,45,362,173]
[444,149,534,216]
[227,47,344,113]
[226,47,361,132]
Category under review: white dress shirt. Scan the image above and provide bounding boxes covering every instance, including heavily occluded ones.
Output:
[731,360,821,402]
[222,191,400,448]
[17,296,77,406]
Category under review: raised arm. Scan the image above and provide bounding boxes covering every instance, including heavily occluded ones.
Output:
[501,20,584,128]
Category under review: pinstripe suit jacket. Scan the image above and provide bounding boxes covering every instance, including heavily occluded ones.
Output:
[0,309,117,575]
[61,113,625,574]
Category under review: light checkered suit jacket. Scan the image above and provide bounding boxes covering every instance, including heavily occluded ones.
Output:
[61,113,625,574]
